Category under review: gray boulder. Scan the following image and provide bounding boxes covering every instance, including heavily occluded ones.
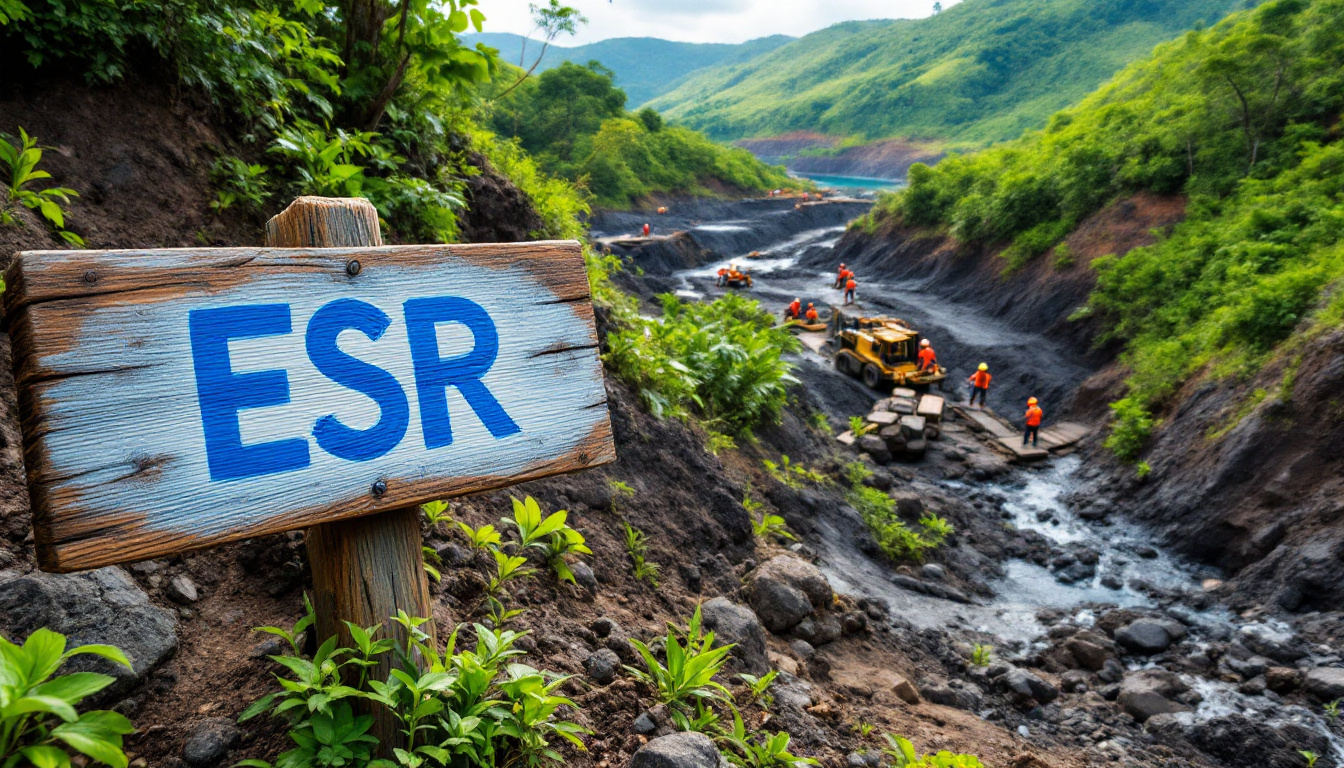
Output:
[0,567,177,699]
[630,732,720,768]
[1115,620,1173,655]
[1239,624,1308,664]
[1303,666,1344,702]
[997,667,1059,705]
[792,614,842,647]
[167,575,199,604]
[182,718,240,767]
[746,579,812,634]
[1118,670,1191,722]
[700,598,769,674]
[750,556,833,609]
[858,435,891,464]
[570,561,599,596]
[583,649,621,685]
[1065,634,1115,671]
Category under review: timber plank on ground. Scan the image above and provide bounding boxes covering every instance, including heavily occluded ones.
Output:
[1037,422,1090,451]
[996,437,1051,461]
[951,405,1088,462]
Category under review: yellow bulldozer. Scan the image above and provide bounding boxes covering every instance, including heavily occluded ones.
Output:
[829,310,946,390]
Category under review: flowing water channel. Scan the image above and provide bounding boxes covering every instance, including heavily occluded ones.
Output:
[659,215,1344,758]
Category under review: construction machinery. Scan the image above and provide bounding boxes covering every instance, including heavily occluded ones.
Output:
[829,309,947,390]
[723,266,753,288]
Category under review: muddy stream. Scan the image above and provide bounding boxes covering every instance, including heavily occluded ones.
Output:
[593,209,1344,758]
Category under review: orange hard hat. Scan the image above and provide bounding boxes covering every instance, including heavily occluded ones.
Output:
[1028,397,1038,405]
[808,303,814,307]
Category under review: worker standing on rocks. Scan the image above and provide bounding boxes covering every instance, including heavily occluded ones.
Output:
[805,303,819,322]
[844,277,858,305]
[786,297,802,320]
[835,263,847,288]
[642,223,651,237]
[1024,397,1044,447]
[918,339,938,373]
[967,363,992,408]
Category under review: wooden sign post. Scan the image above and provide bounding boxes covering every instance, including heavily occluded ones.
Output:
[5,196,615,749]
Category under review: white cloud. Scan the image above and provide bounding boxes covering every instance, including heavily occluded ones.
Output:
[482,0,961,45]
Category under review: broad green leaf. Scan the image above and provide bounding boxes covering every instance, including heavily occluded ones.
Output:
[33,672,114,704]
[4,695,78,722]
[20,746,71,768]
[63,645,131,670]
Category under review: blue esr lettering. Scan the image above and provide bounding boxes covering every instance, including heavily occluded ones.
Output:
[189,304,311,481]
[189,296,521,482]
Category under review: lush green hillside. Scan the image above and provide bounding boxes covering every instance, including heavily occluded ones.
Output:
[649,0,1261,145]
[485,61,797,208]
[465,32,792,107]
[865,0,1344,458]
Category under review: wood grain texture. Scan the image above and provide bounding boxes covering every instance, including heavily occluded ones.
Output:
[269,197,415,758]
[6,233,614,572]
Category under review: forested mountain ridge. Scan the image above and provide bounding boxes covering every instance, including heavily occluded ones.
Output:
[649,0,1262,146]
[841,0,1344,610]
[465,32,793,107]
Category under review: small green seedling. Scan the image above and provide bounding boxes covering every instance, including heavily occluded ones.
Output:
[970,643,993,668]
[624,522,661,587]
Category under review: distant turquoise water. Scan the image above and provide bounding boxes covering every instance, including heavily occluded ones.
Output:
[796,173,906,192]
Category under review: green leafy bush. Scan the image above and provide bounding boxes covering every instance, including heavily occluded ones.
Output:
[242,607,588,768]
[501,497,590,585]
[1105,397,1157,462]
[881,735,983,768]
[0,628,135,768]
[753,513,795,543]
[719,707,817,768]
[209,156,269,214]
[845,484,951,563]
[605,294,800,434]
[1,128,82,246]
[624,607,734,730]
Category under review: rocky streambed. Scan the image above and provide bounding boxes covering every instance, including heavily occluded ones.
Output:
[604,201,1344,768]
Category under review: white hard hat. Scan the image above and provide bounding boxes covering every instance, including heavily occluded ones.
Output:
[920,339,930,347]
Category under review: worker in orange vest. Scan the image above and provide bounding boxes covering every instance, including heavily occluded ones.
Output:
[917,339,937,373]
[835,263,847,288]
[717,267,728,287]
[642,223,651,237]
[1024,397,1044,447]
[805,303,819,322]
[786,298,802,320]
[967,363,991,408]
[844,277,858,305]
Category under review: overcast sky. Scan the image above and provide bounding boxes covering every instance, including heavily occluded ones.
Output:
[482,0,963,45]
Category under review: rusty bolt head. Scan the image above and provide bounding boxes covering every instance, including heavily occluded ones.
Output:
[83,270,98,284]
[371,479,387,497]
[346,260,362,277]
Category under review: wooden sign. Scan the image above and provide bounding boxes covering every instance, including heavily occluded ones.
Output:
[5,241,614,572]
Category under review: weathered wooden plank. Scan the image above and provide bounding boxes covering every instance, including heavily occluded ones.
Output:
[957,407,1017,439]
[1037,422,1090,451]
[996,436,1051,461]
[5,241,614,572]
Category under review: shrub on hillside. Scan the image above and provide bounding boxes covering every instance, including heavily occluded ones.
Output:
[605,293,800,434]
